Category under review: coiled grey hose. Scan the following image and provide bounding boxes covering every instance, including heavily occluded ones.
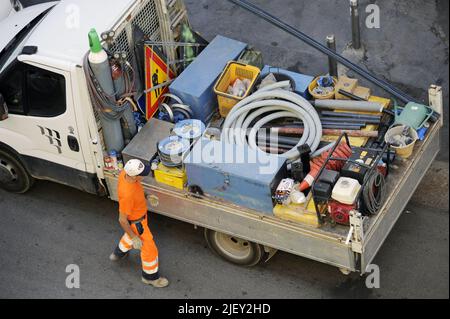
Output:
[222,86,323,161]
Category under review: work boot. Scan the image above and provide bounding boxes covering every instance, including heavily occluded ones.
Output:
[142,276,169,288]
[109,251,128,261]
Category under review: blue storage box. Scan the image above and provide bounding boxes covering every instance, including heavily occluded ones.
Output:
[260,65,314,99]
[169,36,248,123]
[184,139,288,214]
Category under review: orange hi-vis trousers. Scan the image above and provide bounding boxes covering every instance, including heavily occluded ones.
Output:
[114,214,160,281]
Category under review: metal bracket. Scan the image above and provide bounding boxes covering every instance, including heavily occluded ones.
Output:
[345,210,367,254]
[263,246,278,263]
[429,85,444,128]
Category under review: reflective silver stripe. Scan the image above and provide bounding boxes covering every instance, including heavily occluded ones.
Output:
[142,257,159,268]
[143,266,159,275]
[119,242,131,252]
[123,234,133,244]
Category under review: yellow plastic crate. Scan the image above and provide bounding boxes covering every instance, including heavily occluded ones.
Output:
[214,61,260,117]
[154,163,187,190]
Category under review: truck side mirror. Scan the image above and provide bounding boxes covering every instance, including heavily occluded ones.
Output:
[0,93,8,121]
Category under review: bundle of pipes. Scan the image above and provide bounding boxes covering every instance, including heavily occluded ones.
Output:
[261,110,381,129]
[255,108,381,155]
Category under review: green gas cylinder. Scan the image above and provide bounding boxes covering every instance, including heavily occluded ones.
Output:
[88,28,125,153]
[394,102,434,130]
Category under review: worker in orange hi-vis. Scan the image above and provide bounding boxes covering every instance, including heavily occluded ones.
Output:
[110,159,169,288]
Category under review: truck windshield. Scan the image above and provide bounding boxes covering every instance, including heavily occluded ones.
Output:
[0,7,53,72]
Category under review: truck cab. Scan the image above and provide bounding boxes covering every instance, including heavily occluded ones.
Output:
[0,0,183,194]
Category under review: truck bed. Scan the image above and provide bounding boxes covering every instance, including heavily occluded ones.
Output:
[104,120,440,273]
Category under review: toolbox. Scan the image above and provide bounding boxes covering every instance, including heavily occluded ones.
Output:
[169,36,247,123]
[154,163,187,190]
[184,139,288,214]
[122,118,174,167]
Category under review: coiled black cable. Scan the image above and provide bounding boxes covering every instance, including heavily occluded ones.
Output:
[362,170,386,215]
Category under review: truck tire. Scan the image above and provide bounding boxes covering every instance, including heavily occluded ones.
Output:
[0,149,34,194]
[204,228,266,267]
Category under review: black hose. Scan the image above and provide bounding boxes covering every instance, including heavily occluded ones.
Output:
[362,170,386,215]
[83,53,137,121]
[227,0,418,104]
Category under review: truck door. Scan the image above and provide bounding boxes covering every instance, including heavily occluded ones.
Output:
[0,60,97,193]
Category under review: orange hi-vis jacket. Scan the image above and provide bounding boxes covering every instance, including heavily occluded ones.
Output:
[118,170,148,220]
[116,171,160,280]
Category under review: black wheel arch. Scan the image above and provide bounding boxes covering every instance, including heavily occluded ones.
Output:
[0,142,31,175]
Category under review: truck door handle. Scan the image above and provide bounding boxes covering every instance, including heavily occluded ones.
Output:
[67,135,80,152]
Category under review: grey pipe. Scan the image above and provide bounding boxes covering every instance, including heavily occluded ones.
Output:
[321,110,381,120]
[326,35,338,77]
[320,117,380,125]
[313,99,383,112]
[350,0,361,49]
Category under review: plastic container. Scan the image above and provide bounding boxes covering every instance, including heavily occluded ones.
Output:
[331,177,361,205]
[308,76,338,100]
[273,203,320,228]
[214,61,261,117]
[385,125,419,159]
[394,102,434,130]
[108,150,119,171]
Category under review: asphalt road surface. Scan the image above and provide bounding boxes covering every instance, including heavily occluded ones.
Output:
[0,172,448,299]
[0,0,448,299]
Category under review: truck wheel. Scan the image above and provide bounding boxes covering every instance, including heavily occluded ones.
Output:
[204,228,265,267]
[0,149,34,194]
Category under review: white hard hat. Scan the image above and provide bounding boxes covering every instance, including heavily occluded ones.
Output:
[124,159,151,177]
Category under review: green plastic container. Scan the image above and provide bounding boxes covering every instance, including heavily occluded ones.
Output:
[394,102,434,130]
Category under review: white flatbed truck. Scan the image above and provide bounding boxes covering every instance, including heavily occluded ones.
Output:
[0,0,444,275]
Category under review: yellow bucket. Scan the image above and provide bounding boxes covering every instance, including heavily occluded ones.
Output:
[308,76,338,100]
[385,125,419,159]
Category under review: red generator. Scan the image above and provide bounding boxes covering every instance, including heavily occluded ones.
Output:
[328,200,357,225]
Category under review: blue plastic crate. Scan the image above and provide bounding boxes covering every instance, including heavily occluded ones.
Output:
[260,65,314,99]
